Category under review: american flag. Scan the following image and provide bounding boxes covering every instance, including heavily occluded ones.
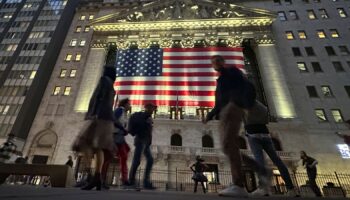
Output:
[114,47,244,108]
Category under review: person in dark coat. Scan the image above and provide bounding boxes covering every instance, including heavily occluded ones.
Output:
[190,156,208,193]
[301,151,322,197]
[203,55,256,197]
[72,66,116,191]
[65,156,73,168]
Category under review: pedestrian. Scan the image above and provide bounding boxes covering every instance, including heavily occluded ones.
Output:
[335,119,350,146]
[0,133,19,163]
[190,156,208,193]
[245,100,299,197]
[300,151,322,197]
[128,103,157,190]
[203,55,256,197]
[72,65,116,191]
[100,98,131,189]
[65,155,73,168]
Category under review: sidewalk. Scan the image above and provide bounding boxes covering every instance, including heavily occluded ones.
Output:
[0,185,347,200]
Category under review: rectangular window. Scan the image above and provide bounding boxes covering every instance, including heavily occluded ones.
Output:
[292,47,302,56]
[307,86,318,97]
[75,26,81,32]
[330,29,339,38]
[344,86,350,98]
[30,71,36,79]
[59,69,67,77]
[56,104,65,116]
[317,30,326,38]
[53,86,60,95]
[63,86,71,96]
[80,15,86,20]
[298,31,307,39]
[89,15,94,20]
[339,46,350,55]
[44,104,55,116]
[79,40,86,46]
[311,62,323,72]
[274,0,281,5]
[337,8,347,18]
[286,31,294,39]
[321,86,333,97]
[315,109,327,122]
[69,39,77,47]
[305,47,315,56]
[278,12,287,21]
[325,46,336,56]
[307,10,317,19]
[289,11,298,20]
[65,54,72,61]
[285,0,292,4]
[333,61,345,72]
[331,109,344,123]
[69,69,77,77]
[75,54,81,61]
[297,62,308,72]
[84,26,90,32]
[319,9,329,19]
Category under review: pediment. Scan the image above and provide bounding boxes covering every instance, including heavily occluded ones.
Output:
[91,0,275,24]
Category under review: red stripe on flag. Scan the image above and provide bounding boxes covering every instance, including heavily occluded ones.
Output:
[129,99,215,107]
[162,64,245,69]
[163,55,244,60]
[163,47,243,52]
[118,90,215,96]
[162,72,218,77]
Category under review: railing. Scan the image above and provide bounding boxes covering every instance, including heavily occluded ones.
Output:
[169,146,185,153]
[201,147,219,154]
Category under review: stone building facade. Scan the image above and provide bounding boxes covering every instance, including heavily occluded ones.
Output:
[21,0,350,187]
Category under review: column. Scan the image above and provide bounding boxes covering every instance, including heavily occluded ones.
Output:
[74,48,106,112]
[254,44,296,119]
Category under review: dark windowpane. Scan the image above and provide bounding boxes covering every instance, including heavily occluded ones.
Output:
[325,46,336,56]
[311,62,323,72]
[333,61,344,72]
[305,47,315,56]
[292,47,302,56]
[307,86,318,97]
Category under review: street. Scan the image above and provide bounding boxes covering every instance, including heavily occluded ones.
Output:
[0,185,347,200]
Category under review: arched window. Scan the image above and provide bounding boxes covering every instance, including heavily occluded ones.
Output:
[171,134,182,146]
[238,136,247,149]
[271,138,282,151]
[202,135,214,148]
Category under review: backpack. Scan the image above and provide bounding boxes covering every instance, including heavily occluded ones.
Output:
[128,112,149,136]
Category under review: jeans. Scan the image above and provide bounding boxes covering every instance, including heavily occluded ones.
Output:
[247,134,294,189]
[128,142,153,185]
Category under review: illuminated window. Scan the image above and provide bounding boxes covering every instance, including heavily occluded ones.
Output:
[89,15,94,20]
[53,86,60,95]
[30,71,36,79]
[297,62,308,72]
[307,10,317,19]
[65,54,72,61]
[285,31,294,40]
[315,109,327,122]
[317,30,326,38]
[278,12,287,21]
[337,8,347,18]
[75,54,81,61]
[337,144,350,159]
[69,69,77,77]
[331,109,343,122]
[59,69,67,77]
[298,31,307,39]
[319,9,328,19]
[84,26,90,32]
[79,40,86,46]
[69,39,77,47]
[63,86,71,96]
[330,29,339,38]
[75,26,81,32]
[80,15,86,20]
[321,86,333,97]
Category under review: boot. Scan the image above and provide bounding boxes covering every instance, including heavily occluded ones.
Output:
[81,173,101,191]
